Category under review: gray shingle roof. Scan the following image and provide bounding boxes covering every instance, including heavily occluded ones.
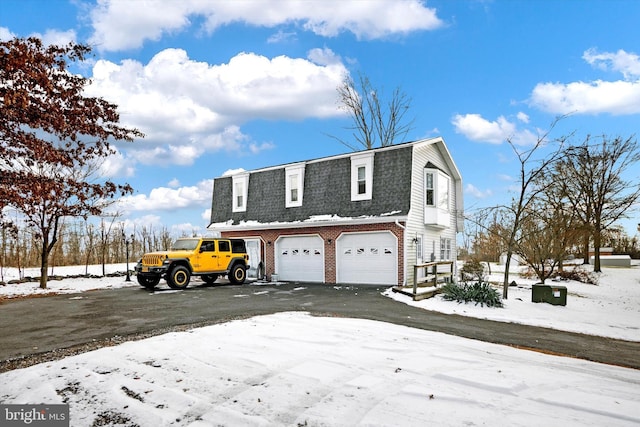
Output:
[210,145,413,226]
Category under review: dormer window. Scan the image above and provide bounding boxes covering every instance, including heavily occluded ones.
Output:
[357,166,366,194]
[351,152,374,201]
[285,163,305,208]
[232,173,249,212]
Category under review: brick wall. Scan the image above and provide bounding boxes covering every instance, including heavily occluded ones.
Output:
[221,221,406,284]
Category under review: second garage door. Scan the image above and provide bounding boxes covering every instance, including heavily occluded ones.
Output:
[275,235,324,282]
[336,231,398,285]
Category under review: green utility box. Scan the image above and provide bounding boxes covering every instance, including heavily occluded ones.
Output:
[532,284,567,306]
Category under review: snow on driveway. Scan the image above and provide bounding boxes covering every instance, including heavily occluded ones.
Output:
[1,312,639,427]
[1,262,639,426]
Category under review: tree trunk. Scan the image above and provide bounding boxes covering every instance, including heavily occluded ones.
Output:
[582,231,590,264]
[593,224,602,273]
[39,237,49,289]
[502,250,512,299]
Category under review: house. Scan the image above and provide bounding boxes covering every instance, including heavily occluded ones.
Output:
[207,137,463,286]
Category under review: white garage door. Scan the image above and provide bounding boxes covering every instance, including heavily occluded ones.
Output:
[276,235,324,282]
[336,232,397,285]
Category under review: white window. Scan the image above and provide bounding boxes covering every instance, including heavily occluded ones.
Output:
[232,173,249,212]
[357,166,366,194]
[440,238,452,260]
[438,174,450,210]
[424,169,449,211]
[285,164,305,208]
[424,166,451,227]
[351,152,374,201]
[425,172,434,206]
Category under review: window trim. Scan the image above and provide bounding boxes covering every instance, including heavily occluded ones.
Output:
[285,164,305,208]
[351,152,374,201]
[425,172,435,207]
[232,173,249,213]
[424,168,450,212]
[440,237,452,260]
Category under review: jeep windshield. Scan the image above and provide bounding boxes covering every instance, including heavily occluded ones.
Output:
[171,239,199,251]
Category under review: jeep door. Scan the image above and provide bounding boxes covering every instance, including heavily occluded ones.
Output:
[216,240,232,270]
[194,240,217,272]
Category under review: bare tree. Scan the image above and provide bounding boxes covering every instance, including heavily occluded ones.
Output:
[558,135,640,272]
[514,196,580,283]
[332,72,414,150]
[497,118,569,298]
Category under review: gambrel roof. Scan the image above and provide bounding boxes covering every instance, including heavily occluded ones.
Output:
[209,137,461,230]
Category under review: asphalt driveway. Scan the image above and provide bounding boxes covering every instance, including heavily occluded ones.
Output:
[0,281,638,371]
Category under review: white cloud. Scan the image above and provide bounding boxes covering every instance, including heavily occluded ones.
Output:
[85,49,346,165]
[465,184,492,199]
[222,168,246,177]
[248,142,276,155]
[97,147,135,178]
[168,179,181,188]
[170,222,205,236]
[118,179,213,213]
[307,47,342,66]
[583,48,640,80]
[530,48,640,116]
[35,29,77,47]
[451,113,538,145]
[530,80,640,116]
[0,26,15,41]
[267,30,297,44]
[90,0,443,51]
[89,0,443,52]
[516,112,529,123]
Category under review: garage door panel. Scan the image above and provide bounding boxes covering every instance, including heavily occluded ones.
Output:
[337,232,397,285]
[276,236,324,282]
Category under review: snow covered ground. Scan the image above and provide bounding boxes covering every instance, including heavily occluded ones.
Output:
[0,262,639,426]
[386,262,640,342]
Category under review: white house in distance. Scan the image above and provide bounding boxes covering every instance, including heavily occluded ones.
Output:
[208,137,463,286]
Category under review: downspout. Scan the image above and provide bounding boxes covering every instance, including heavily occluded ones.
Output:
[395,220,407,286]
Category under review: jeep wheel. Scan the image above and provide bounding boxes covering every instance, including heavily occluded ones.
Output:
[202,274,219,285]
[228,264,246,285]
[137,275,160,289]
[167,266,191,289]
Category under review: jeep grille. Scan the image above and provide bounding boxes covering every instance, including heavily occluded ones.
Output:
[142,254,165,266]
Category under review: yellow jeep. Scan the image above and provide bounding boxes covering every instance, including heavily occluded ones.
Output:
[134,238,249,289]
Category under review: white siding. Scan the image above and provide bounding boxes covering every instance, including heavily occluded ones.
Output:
[404,141,460,286]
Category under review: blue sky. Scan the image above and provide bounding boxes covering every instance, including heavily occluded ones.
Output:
[2,0,639,237]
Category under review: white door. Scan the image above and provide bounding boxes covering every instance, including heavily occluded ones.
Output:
[275,235,324,282]
[244,239,261,279]
[416,234,426,282]
[336,232,397,285]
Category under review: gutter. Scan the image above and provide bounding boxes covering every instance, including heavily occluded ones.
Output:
[395,220,407,286]
[208,215,409,232]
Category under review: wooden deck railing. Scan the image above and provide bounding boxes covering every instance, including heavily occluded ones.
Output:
[392,261,455,301]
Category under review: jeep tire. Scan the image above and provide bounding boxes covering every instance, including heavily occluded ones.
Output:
[228,264,246,285]
[202,274,219,285]
[167,265,191,289]
[137,274,160,289]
